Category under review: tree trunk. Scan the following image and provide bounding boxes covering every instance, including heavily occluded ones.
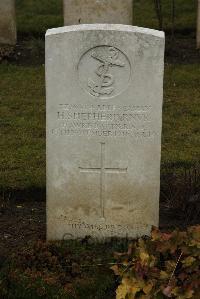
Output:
[154,0,163,30]
[197,0,200,49]
[171,0,175,39]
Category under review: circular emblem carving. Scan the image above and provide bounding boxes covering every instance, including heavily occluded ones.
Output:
[78,46,131,99]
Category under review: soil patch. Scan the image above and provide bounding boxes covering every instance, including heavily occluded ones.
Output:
[0,200,45,259]
[0,198,199,260]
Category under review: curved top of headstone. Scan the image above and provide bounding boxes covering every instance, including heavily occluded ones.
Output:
[46,24,164,39]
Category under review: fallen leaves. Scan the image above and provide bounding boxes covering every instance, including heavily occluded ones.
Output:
[112,225,200,299]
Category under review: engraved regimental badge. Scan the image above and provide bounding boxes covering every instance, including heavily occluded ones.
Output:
[78,46,131,99]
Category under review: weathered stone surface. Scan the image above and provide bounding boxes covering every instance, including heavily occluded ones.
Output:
[0,0,16,45]
[46,24,165,240]
[63,0,133,25]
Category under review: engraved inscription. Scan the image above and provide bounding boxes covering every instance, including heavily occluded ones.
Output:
[58,216,151,237]
[50,103,159,141]
[78,46,131,99]
[79,142,127,219]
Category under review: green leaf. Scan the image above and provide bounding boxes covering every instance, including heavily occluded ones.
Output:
[182,256,196,267]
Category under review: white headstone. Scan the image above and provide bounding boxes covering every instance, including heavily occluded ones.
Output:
[0,0,16,45]
[63,0,133,25]
[46,24,165,240]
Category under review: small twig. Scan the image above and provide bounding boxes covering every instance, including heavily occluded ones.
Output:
[168,251,183,286]
[60,262,126,269]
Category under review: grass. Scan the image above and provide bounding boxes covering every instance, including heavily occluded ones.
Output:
[133,0,196,33]
[0,65,45,191]
[16,0,63,37]
[162,64,200,166]
[1,0,199,194]
[1,63,199,192]
[15,0,197,37]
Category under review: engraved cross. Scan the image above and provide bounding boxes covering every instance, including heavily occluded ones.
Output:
[79,143,127,219]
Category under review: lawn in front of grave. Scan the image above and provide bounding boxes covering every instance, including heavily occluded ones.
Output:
[1,63,199,193]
